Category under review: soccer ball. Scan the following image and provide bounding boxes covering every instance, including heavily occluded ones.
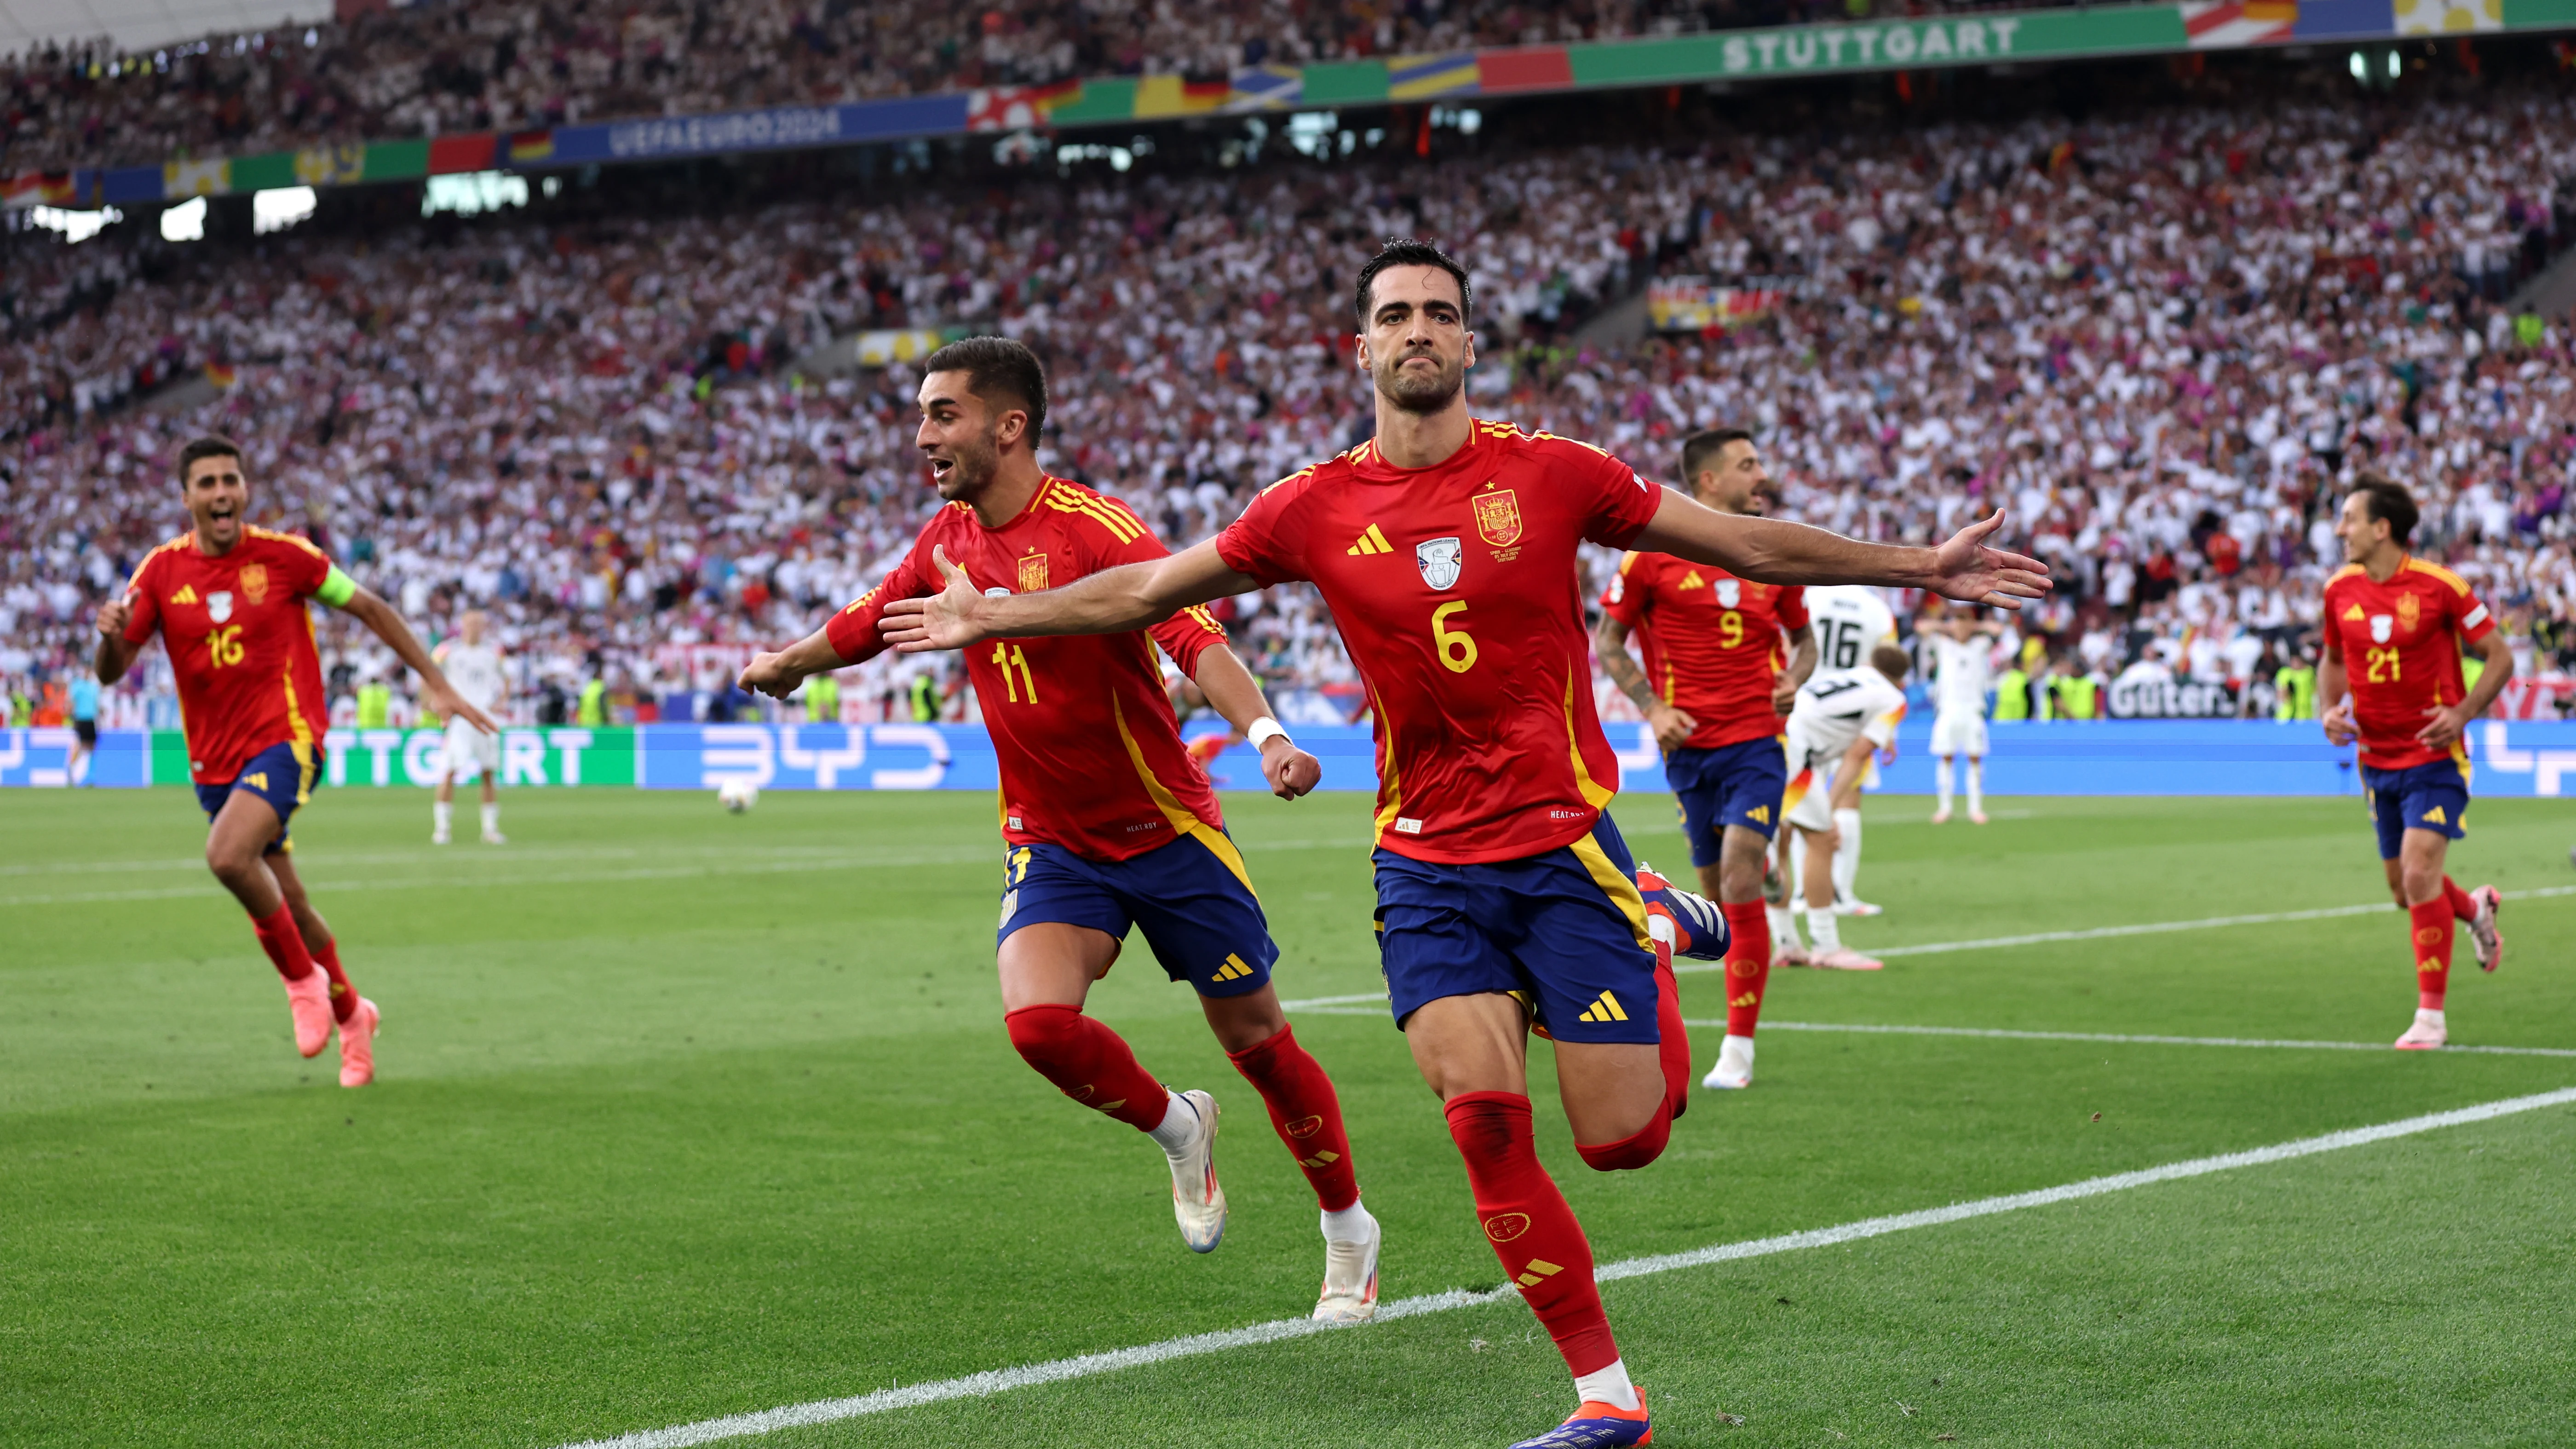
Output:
[717,778,759,814]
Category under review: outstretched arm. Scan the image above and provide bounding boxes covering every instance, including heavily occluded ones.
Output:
[740,625,850,701]
[337,586,497,734]
[880,538,1259,652]
[1629,492,2050,609]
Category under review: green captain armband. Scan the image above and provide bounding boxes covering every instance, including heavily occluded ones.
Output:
[316,566,358,608]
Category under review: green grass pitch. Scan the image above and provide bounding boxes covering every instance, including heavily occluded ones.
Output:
[4,784,2572,1448]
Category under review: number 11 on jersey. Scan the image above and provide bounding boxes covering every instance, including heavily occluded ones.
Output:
[990,641,1040,702]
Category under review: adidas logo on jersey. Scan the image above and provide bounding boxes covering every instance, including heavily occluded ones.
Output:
[1211,953,1258,983]
[170,585,200,605]
[2343,604,2366,621]
[1679,570,1705,589]
[1576,991,1629,1024]
[1347,524,1394,556]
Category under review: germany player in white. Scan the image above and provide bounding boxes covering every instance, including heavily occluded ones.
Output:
[431,610,509,845]
[1801,584,1898,916]
[1926,604,2001,824]
[1771,644,1912,977]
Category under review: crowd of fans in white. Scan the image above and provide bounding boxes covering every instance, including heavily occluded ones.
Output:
[11,0,2013,174]
[6,76,2576,733]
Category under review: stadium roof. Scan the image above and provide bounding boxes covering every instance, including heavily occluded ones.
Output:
[0,0,329,54]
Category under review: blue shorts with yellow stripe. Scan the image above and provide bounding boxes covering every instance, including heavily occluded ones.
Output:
[2363,757,2469,860]
[195,739,318,856]
[1663,736,1789,862]
[1372,814,1661,1046]
[998,828,1278,999]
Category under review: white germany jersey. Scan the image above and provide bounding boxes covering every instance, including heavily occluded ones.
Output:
[434,640,507,713]
[1806,585,1897,673]
[1929,633,1993,718]
[1786,666,1909,775]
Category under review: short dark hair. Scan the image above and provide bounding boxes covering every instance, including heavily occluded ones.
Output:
[1354,238,1471,331]
[1680,428,1755,486]
[1872,643,1913,681]
[178,435,243,483]
[921,335,1047,442]
[2350,473,2418,546]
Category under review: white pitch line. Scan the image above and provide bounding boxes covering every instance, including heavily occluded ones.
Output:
[551,1086,2576,1449]
[1677,1019,2576,1059]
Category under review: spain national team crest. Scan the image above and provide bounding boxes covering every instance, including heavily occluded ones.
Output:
[2369,614,2393,644]
[1472,488,1523,547]
[237,563,270,606]
[1017,552,1048,593]
[2394,591,2421,637]
[207,590,234,623]
[1714,578,1742,608]
[1416,537,1463,591]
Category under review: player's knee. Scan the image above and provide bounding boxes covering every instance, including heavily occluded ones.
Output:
[1575,1109,1671,1173]
[204,839,258,886]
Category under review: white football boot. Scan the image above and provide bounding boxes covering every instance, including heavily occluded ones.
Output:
[2393,1008,2446,1051]
[1314,1213,1382,1322]
[2466,886,2503,973]
[1701,1033,1755,1090]
[1161,1088,1227,1253]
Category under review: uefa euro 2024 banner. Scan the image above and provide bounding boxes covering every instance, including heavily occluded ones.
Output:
[7,720,2576,797]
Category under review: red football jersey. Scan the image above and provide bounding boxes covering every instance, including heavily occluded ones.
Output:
[828,476,1231,862]
[121,527,335,784]
[1216,420,1663,864]
[2320,557,2495,770]
[1600,552,1807,749]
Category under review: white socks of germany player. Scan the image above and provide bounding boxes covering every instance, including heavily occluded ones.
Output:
[1966,759,1984,817]
[1807,904,1843,955]
[1765,904,1799,952]
[1575,1358,1642,1413]
[1832,808,1862,903]
[482,802,500,836]
[1934,759,1954,815]
[433,801,452,837]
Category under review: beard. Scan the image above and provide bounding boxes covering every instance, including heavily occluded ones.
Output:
[1374,347,1465,415]
[932,425,1002,502]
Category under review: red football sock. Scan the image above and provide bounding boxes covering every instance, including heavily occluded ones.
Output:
[1003,1005,1169,1132]
[2409,899,2453,1011]
[1575,1110,1671,1173]
[1443,1091,1618,1377]
[2441,877,2477,921]
[1718,900,1771,1037]
[1649,933,1690,1120]
[310,937,357,1024]
[1227,1024,1359,1211]
[249,904,319,984]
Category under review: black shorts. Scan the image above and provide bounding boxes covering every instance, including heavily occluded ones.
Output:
[73,719,97,746]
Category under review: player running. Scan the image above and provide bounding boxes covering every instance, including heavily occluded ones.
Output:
[1777,645,1912,971]
[93,435,494,1086]
[431,610,509,845]
[880,243,2048,1449]
[1593,428,1816,1093]
[738,338,1383,1321]
[1926,604,2000,824]
[1802,584,1898,916]
[2317,477,2512,1049]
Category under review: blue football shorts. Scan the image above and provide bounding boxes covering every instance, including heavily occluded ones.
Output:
[998,828,1278,998]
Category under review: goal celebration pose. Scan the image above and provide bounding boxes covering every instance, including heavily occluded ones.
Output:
[740,339,1383,1321]
[2317,477,2511,1048]
[880,244,2048,1449]
[1594,427,1816,1092]
[93,435,494,1086]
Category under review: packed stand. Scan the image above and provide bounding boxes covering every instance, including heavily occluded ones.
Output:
[5,80,2576,735]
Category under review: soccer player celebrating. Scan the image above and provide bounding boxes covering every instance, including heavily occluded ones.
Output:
[431,609,509,845]
[1926,604,2001,824]
[2317,477,2512,1049]
[1593,429,1817,1092]
[738,339,1383,1321]
[880,243,2047,1449]
[1776,645,1913,971]
[93,436,494,1086]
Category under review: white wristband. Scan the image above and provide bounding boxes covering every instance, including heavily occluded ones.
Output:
[1246,716,1291,751]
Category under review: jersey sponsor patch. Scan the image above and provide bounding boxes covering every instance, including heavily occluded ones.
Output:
[2370,615,2393,643]
[208,591,234,623]
[1415,537,1462,590]
[1714,577,1741,607]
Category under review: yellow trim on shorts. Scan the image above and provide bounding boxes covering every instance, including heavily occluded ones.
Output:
[1567,830,1654,952]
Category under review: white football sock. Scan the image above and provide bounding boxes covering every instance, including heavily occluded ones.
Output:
[481,802,500,834]
[1765,904,1800,950]
[1832,808,1862,901]
[433,801,452,834]
[1807,907,1842,954]
[1573,1357,1640,1413]
[1321,1198,1375,1242]
[2416,1007,2446,1028]
[1966,758,1984,814]
[1144,1091,1196,1155]
[1935,758,1954,812]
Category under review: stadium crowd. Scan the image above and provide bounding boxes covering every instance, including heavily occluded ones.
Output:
[6,76,2576,733]
[18,0,2027,175]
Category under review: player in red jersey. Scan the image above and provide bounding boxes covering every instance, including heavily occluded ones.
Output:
[2317,477,2512,1049]
[739,339,1383,1321]
[1596,426,1819,1093]
[92,436,494,1086]
[881,245,2046,1449]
